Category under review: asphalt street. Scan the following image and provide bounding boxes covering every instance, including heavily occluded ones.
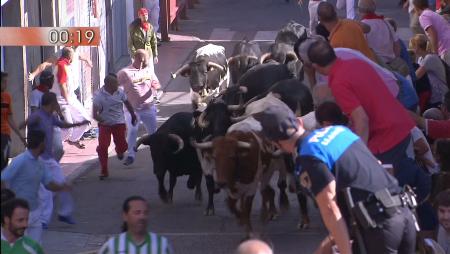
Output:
[42,0,411,253]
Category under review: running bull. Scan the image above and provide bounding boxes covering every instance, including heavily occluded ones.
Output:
[171,44,229,110]
[135,112,203,204]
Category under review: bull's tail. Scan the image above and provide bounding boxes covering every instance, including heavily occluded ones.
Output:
[134,134,151,152]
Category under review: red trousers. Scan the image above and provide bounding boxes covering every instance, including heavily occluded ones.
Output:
[96,124,128,174]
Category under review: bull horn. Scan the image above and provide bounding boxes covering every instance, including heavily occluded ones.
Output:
[271,149,283,157]
[227,104,242,111]
[260,52,272,64]
[191,139,213,149]
[237,141,251,149]
[231,115,247,123]
[134,134,150,152]
[207,62,225,72]
[168,134,184,154]
[197,111,209,128]
[171,64,190,79]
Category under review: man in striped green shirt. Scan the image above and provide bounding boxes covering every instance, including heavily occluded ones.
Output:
[98,196,172,254]
[1,198,45,254]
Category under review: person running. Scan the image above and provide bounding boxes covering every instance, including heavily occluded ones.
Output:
[93,74,137,179]
[117,49,159,166]
[1,130,71,243]
[253,105,417,254]
[98,196,172,254]
[1,72,26,171]
[1,198,44,254]
[21,93,89,226]
[50,47,91,149]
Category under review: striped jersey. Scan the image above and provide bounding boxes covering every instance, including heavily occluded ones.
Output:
[98,232,172,254]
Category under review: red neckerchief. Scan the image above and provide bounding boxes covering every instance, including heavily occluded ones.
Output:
[362,13,385,20]
[140,21,150,31]
[57,57,70,66]
[36,84,49,92]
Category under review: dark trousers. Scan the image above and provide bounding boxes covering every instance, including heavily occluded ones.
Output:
[0,134,11,171]
[361,207,417,254]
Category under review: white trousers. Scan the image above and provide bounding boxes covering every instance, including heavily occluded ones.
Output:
[41,159,74,218]
[125,106,158,158]
[308,1,322,33]
[144,0,160,33]
[336,0,356,19]
[25,207,43,244]
[61,98,90,142]
[38,184,53,225]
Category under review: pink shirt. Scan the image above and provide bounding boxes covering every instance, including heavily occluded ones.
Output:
[419,9,450,57]
[117,65,157,109]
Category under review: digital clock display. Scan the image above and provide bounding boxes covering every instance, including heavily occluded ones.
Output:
[0,27,100,46]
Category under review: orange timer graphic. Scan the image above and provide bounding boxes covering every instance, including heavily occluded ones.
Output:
[0,27,100,46]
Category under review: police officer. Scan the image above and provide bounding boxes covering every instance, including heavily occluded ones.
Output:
[253,105,417,254]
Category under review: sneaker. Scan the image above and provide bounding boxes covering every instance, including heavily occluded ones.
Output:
[42,223,48,230]
[123,156,134,166]
[58,215,76,225]
[117,153,124,160]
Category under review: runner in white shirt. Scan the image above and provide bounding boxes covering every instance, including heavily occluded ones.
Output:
[98,196,172,254]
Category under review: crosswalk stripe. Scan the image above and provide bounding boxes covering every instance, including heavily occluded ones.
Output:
[254,30,279,42]
[207,28,236,41]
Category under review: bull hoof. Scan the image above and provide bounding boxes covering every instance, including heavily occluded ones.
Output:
[187,177,196,189]
[159,192,169,204]
[280,193,290,211]
[204,208,215,216]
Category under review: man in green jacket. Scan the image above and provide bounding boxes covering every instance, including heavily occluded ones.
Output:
[128,8,159,70]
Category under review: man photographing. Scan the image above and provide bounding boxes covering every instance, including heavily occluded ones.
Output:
[253,105,417,254]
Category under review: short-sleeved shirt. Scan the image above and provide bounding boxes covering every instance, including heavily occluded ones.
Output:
[328,58,415,154]
[27,109,64,160]
[117,65,155,110]
[0,150,53,210]
[418,54,449,104]
[1,92,12,135]
[297,126,401,199]
[419,9,450,57]
[93,87,127,125]
[99,232,172,254]
[329,19,376,62]
[1,230,44,254]
[361,18,399,63]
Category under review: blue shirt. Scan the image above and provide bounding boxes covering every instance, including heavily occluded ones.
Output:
[1,150,53,210]
[300,126,359,171]
[27,109,63,160]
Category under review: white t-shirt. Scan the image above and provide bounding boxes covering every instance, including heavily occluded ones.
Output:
[407,127,439,174]
[361,19,399,63]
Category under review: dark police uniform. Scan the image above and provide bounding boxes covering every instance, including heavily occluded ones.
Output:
[297,125,416,254]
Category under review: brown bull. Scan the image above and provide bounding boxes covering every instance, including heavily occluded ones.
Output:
[193,131,278,236]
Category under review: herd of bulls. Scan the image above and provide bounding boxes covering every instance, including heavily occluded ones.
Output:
[135,21,316,237]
